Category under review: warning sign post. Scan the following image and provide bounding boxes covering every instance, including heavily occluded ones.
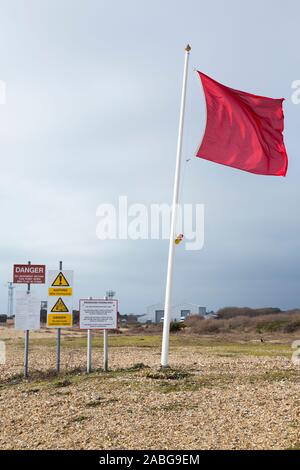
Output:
[47,265,74,374]
[47,270,73,328]
[80,298,118,374]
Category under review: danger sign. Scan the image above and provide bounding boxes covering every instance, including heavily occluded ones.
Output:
[52,272,70,287]
[51,298,69,312]
[13,264,46,284]
[47,314,72,327]
[48,270,73,296]
[47,270,74,328]
[47,295,72,327]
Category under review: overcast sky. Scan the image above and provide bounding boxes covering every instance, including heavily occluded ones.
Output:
[0,0,299,315]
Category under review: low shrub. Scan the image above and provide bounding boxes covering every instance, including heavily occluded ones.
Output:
[170,321,185,333]
[283,320,300,333]
[184,311,300,335]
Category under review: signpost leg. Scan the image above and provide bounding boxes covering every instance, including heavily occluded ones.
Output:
[87,329,92,373]
[24,329,29,378]
[56,260,63,374]
[56,328,61,373]
[24,261,31,378]
[103,330,108,372]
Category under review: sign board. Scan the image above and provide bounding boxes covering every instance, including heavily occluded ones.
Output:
[13,264,46,284]
[15,291,41,331]
[47,270,73,296]
[79,299,118,330]
[47,270,74,327]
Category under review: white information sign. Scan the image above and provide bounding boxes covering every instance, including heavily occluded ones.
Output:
[79,299,118,330]
[15,291,41,331]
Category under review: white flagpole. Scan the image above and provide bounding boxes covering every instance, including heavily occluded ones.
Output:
[161,44,191,368]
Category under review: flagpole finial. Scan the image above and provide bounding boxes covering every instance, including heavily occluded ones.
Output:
[185,44,191,52]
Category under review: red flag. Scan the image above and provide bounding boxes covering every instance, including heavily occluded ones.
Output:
[196,72,288,176]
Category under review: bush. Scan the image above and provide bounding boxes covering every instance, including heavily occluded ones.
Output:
[184,310,300,336]
[283,321,300,333]
[256,319,289,333]
[185,316,225,334]
[170,321,185,332]
[184,315,204,328]
[227,316,252,331]
[217,307,282,319]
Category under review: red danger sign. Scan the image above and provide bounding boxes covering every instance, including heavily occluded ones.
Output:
[13,264,46,284]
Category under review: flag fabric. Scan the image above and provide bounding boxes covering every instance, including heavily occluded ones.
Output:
[196,72,288,176]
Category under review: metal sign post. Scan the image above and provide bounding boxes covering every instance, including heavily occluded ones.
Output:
[56,327,61,373]
[24,261,31,378]
[47,264,74,375]
[13,260,43,378]
[103,329,108,372]
[86,295,93,373]
[56,261,62,374]
[87,329,92,373]
[79,298,118,373]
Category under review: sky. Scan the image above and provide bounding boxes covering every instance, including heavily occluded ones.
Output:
[0,0,299,315]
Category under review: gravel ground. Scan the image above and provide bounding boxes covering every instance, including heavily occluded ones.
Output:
[0,328,299,450]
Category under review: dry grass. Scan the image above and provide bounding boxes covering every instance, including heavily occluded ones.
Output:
[0,327,300,450]
[184,312,300,336]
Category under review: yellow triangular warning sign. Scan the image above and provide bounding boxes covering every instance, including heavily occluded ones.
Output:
[52,272,70,287]
[51,297,69,313]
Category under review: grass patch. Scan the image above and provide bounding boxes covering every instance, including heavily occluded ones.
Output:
[158,380,200,393]
[143,368,235,394]
[52,379,72,388]
[86,398,102,408]
[0,373,24,388]
[85,397,119,408]
[143,369,191,381]
[9,334,292,359]
[201,342,291,358]
[247,370,300,384]
[21,387,40,394]
[69,415,89,423]
[51,390,71,396]
[114,363,150,373]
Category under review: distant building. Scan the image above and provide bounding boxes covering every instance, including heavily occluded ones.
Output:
[140,303,207,324]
